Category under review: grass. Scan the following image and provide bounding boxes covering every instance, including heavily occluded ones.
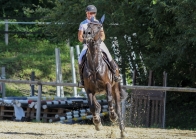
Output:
[0,37,83,97]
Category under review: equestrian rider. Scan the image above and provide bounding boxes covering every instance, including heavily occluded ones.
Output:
[78,5,121,86]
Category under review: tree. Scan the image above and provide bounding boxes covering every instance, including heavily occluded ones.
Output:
[0,0,56,18]
[38,0,196,87]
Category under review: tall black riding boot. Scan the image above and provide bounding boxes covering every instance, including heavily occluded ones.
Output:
[78,64,84,87]
[109,60,121,82]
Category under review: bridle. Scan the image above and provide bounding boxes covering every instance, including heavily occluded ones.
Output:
[84,22,102,43]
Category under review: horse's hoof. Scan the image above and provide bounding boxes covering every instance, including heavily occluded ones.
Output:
[109,112,118,123]
[95,123,102,131]
[110,115,118,123]
[121,131,128,139]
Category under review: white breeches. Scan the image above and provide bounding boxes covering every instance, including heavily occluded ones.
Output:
[78,42,112,64]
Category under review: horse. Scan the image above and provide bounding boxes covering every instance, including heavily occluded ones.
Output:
[81,16,128,138]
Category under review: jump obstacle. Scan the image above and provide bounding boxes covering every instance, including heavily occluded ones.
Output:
[0,96,109,123]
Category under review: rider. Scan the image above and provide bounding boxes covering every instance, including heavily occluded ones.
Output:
[78,5,121,86]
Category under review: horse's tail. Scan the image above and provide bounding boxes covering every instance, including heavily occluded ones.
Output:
[118,82,128,101]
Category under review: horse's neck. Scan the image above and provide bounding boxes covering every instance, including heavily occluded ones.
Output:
[86,44,103,71]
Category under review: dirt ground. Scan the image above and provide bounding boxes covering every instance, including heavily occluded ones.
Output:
[0,121,196,139]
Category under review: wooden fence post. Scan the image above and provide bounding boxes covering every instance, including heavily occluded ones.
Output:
[1,67,6,98]
[36,85,42,122]
[5,19,8,45]
[132,69,136,86]
[148,70,153,86]
[129,70,136,123]
[162,71,167,128]
[30,71,35,96]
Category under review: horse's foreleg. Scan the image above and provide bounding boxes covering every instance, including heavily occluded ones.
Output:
[93,95,102,131]
[87,92,102,131]
[106,83,118,122]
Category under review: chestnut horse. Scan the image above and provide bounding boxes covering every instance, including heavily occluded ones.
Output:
[81,16,128,138]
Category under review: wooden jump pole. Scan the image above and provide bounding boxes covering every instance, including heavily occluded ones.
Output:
[0,79,78,87]
[0,79,196,93]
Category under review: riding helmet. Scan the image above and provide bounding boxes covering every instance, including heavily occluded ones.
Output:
[85,5,97,13]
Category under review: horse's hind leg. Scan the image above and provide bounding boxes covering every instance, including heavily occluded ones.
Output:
[106,83,118,122]
[87,92,102,131]
[113,89,127,138]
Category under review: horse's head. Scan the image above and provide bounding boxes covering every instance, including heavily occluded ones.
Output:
[84,15,105,43]
[84,22,102,43]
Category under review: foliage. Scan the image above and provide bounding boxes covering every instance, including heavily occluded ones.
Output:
[0,0,56,18]
[41,0,196,87]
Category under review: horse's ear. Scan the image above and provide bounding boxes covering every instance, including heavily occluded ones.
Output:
[100,14,105,24]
